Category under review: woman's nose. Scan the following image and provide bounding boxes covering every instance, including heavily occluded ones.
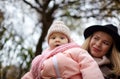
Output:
[96,41,102,47]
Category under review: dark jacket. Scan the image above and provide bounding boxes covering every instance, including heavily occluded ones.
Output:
[94,56,119,79]
[100,65,118,79]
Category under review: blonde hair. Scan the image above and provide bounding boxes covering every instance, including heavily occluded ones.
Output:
[81,36,91,50]
[81,35,120,75]
[111,45,120,75]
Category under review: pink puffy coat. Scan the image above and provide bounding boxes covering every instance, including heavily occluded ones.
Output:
[21,43,104,79]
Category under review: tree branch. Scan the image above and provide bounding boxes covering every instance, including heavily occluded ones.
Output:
[35,0,42,8]
[23,0,42,13]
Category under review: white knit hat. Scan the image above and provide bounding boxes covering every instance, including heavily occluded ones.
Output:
[46,20,71,43]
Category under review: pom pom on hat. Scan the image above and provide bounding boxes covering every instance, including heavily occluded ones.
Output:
[46,20,71,43]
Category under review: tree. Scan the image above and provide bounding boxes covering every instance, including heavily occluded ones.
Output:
[0,0,120,78]
[22,0,120,56]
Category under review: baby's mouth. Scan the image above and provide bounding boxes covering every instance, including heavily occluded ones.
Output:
[55,44,60,47]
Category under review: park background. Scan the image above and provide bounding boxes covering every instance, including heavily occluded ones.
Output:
[0,0,120,79]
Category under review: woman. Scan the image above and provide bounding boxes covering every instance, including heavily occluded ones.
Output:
[81,24,120,79]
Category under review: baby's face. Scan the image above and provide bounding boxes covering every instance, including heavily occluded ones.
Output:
[49,32,69,49]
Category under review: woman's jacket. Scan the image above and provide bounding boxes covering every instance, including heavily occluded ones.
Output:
[94,56,119,79]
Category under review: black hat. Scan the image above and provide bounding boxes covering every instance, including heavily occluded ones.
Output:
[84,24,120,52]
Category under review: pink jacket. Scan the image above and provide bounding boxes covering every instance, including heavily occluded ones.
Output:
[21,43,104,79]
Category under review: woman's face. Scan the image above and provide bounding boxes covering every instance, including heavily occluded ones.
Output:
[89,31,113,58]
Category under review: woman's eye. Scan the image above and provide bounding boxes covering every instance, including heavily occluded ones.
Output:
[93,37,99,40]
[103,41,111,46]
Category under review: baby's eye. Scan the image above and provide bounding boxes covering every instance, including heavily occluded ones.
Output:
[60,37,65,39]
[50,36,56,39]
[52,37,56,39]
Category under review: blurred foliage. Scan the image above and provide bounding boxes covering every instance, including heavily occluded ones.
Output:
[0,0,120,79]
[22,0,120,56]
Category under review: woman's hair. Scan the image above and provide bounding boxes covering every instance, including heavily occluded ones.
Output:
[111,45,120,75]
[81,36,91,51]
[81,35,120,75]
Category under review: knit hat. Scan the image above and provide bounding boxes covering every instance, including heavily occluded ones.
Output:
[84,24,120,52]
[46,20,71,43]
